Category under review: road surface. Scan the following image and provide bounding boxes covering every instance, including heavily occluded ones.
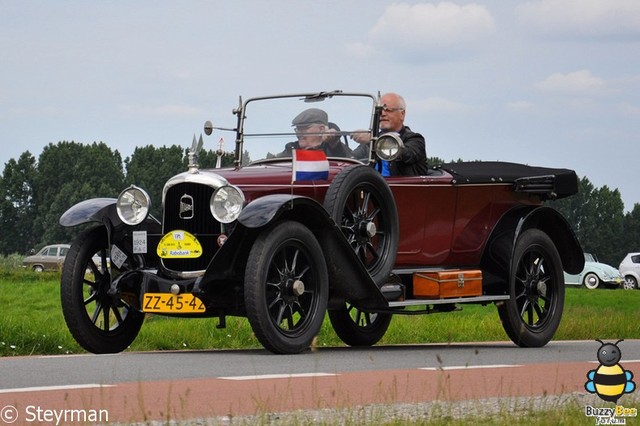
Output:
[1,340,639,424]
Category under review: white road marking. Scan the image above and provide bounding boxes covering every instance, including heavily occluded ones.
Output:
[419,364,522,371]
[219,372,337,380]
[0,384,115,394]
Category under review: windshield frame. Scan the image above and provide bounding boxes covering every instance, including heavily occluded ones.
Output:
[230,91,380,167]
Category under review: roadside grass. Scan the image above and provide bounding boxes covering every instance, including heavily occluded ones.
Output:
[225,393,640,425]
[1,272,638,356]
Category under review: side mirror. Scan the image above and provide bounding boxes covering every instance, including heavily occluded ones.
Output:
[204,121,214,136]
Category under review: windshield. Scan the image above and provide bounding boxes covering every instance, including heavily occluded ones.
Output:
[229,92,377,165]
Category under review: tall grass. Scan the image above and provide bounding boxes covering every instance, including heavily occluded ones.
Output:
[1,270,638,357]
[0,253,25,270]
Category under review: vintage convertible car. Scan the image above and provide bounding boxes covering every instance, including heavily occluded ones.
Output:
[59,91,584,354]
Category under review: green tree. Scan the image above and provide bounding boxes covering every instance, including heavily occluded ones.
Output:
[549,177,625,265]
[621,203,640,258]
[548,177,595,239]
[0,152,38,254]
[427,156,446,167]
[124,145,185,219]
[32,141,125,246]
[584,186,625,265]
[197,149,236,169]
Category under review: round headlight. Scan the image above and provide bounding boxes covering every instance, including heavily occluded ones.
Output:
[374,133,404,161]
[116,186,151,225]
[210,185,245,223]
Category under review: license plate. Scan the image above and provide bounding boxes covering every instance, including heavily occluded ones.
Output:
[142,293,206,313]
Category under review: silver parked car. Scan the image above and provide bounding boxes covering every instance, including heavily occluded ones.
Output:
[619,252,640,290]
[22,244,70,272]
[563,253,623,289]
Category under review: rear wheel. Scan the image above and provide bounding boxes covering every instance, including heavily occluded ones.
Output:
[498,229,564,347]
[323,165,398,345]
[623,276,638,290]
[244,221,328,354]
[60,226,144,353]
[329,303,392,347]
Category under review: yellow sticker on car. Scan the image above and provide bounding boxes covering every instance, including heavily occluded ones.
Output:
[157,230,203,258]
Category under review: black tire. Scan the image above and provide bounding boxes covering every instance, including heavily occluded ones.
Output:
[60,226,144,353]
[33,265,44,273]
[498,229,564,347]
[323,165,398,287]
[244,221,329,354]
[329,303,392,346]
[623,276,638,290]
[583,272,600,290]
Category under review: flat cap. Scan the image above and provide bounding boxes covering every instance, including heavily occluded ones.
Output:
[291,108,328,127]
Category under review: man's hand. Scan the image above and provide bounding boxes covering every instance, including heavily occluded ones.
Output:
[350,130,371,144]
[322,127,339,147]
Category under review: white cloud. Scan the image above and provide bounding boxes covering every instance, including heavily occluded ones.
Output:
[536,70,608,96]
[354,2,495,60]
[517,0,640,39]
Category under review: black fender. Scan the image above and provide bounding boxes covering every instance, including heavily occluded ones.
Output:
[59,197,161,231]
[59,197,162,271]
[199,194,387,309]
[516,206,584,274]
[59,198,118,227]
[481,205,584,290]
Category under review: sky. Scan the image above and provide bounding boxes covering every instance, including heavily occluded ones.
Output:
[1,1,639,211]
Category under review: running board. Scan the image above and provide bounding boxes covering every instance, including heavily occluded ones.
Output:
[388,294,510,308]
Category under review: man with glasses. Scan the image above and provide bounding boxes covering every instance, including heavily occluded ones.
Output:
[352,92,428,176]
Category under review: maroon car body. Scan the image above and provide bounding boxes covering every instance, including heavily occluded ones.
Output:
[59,91,584,354]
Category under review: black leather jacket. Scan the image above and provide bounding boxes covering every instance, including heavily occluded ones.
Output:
[388,126,428,176]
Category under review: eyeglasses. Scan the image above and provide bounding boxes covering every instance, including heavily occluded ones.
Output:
[295,124,320,136]
[381,106,405,113]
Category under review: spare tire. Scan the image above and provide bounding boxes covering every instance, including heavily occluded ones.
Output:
[323,165,398,287]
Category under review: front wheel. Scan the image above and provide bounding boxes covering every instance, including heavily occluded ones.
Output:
[329,303,392,347]
[498,229,564,347]
[583,272,600,290]
[244,221,329,354]
[60,226,144,353]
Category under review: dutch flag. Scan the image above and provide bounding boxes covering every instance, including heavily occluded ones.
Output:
[292,149,329,183]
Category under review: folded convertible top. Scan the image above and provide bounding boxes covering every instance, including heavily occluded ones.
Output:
[437,161,579,200]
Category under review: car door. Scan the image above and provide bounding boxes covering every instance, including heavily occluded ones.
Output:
[42,246,59,270]
[57,246,69,270]
[631,254,640,276]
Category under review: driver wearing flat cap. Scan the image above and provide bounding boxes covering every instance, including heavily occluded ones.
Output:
[278,108,342,157]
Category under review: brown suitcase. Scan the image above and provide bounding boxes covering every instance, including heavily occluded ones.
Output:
[413,269,483,298]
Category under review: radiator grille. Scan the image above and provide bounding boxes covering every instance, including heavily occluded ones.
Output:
[162,182,221,272]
